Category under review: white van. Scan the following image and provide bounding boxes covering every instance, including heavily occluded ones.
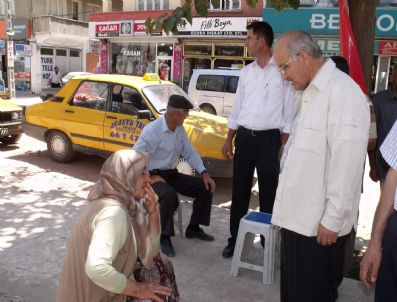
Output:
[188,69,240,117]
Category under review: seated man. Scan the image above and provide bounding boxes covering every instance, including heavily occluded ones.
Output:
[133,94,216,257]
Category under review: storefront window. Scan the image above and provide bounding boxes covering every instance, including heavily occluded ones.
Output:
[157,43,173,56]
[214,59,244,69]
[14,56,31,91]
[184,44,212,56]
[214,44,244,57]
[111,42,156,76]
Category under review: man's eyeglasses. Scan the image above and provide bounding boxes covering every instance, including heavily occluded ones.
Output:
[278,52,300,74]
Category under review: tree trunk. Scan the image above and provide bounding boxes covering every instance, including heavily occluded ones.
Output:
[348,0,379,94]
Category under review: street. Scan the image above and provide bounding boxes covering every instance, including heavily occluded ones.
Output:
[0,132,377,301]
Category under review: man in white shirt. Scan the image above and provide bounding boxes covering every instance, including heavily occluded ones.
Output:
[48,66,62,88]
[272,31,370,301]
[221,21,295,258]
[360,120,397,302]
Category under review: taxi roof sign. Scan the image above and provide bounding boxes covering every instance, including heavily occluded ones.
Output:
[143,73,160,81]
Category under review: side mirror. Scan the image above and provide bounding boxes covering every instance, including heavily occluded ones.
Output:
[137,110,153,120]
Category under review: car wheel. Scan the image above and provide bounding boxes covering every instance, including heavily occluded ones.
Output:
[0,134,22,144]
[200,104,217,115]
[46,130,74,163]
[176,157,196,176]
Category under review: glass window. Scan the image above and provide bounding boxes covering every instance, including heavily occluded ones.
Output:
[226,76,239,93]
[196,75,225,92]
[184,44,212,56]
[70,49,81,57]
[72,1,78,20]
[214,45,244,57]
[142,84,195,112]
[111,42,156,75]
[209,0,240,10]
[163,0,169,9]
[71,81,108,111]
[56,49,67,56]
[138,0,144,10]
[41,48,54,55]
[214,59,244,69]
[147,0,153,10]
[157,43,173,56]
[111,85,148,115]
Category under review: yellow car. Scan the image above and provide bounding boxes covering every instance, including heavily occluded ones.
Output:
[24,73,232,177]
[0,97,23,145]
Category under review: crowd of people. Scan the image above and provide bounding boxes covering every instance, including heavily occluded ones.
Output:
[56,21,396,302]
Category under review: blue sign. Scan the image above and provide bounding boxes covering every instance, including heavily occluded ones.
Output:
[0,40,5,49]
[263,8,397,38]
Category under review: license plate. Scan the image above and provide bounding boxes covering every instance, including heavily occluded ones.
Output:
[0,128,8,135]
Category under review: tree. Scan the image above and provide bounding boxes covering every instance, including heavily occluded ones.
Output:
[146,0,379,94]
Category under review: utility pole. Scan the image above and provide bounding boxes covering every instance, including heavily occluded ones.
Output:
[5,0,15,99]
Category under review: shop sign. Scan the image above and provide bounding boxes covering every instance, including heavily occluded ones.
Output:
[15,44,32,56]
[94,21,133,38]
[11,19,30,40]
[88,40,101,54]
[0,40,5,49]
[379,40,397,55]
[177,17,261,37]
[101,44,109,73]
[15,71,31,81]
[133,21,163,36]
[264,8,397,38]
[41,56,54,81]
[7,41,14,67]
[173,44,182,80]
[123,50,141,57]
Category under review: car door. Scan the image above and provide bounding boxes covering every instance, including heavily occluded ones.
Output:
[196,74,226,115]
[223,74,239,117]
[103,84,152,152]
[62,80,108,150]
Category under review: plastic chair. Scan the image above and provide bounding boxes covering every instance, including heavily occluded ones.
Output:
[230,212,278,284]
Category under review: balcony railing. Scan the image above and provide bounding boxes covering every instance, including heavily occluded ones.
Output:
[32,15,88,36]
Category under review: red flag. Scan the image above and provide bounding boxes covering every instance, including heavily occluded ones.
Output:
[339,0,367,94]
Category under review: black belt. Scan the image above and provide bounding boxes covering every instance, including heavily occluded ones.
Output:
[238,126,280,136]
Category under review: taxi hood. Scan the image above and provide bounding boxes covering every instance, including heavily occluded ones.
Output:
[0,99,22,112]
[183,110,229,160]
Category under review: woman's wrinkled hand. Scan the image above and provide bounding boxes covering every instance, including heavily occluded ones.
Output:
[143,183,159,215]
[123,280,172,302]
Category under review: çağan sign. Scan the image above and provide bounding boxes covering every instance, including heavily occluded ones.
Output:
[93,21,133,38]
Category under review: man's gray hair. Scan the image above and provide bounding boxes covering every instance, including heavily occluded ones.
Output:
[279,30,323,58]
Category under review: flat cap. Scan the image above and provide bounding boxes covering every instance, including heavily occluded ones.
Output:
[168,94,193,110]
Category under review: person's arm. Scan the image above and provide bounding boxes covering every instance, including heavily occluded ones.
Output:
[222,129,237,160]
[360,168,397,288]
[368,99,379,182]
[85,206,129,293]
[318,88,370,245]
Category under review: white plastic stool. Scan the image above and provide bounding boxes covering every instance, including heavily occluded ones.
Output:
[230,212,278,284]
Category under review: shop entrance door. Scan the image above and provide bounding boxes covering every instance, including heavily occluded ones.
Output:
[157,57,173,81]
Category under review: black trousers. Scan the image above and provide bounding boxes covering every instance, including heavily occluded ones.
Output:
[280,229,348,302]
[375,211,397,302]
[151,169,212,237]
[50,82,61,88]
[229,127,280,245]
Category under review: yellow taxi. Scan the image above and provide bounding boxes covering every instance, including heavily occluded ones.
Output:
[24,73,232,177]
[0,97,24,145]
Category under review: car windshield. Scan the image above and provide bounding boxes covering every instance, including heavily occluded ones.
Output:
[142,84,197,113]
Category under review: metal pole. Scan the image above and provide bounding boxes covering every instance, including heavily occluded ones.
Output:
[6,0,15,100]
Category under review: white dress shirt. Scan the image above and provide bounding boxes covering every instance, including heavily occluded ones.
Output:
[272,59,370,237]
[379,120,397,210]
[227,58,296,133]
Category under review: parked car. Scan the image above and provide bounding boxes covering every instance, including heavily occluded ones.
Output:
[24,73,232,177]
[188,69,240,117]
[0,94,24,145]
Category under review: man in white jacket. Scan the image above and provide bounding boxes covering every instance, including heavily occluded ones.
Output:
[272,31,370,302]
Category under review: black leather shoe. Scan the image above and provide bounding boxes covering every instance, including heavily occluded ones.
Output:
[160,236,175,257]
[185,227,214,241]
[222,243,235,258]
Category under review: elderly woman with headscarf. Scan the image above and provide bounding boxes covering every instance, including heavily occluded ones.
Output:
[57,150,172,302]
